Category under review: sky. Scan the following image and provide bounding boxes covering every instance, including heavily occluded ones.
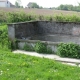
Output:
[8,0,80,8]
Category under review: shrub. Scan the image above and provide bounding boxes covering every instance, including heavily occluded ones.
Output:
[57,43,80,58]
[1,11,80,23]
[23,43,34,51]
[0,11,7,23]
[23,41,53,54]
[34,41,47,53]
[47,47,53,54]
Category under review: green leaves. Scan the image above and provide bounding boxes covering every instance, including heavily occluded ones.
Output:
[34,41,53,54]
[54,14,80,22]
[34,41,47,53]
[57,43,80,58]
[1,11,80,23]
[0,25,9,50]
[23,43,34,51]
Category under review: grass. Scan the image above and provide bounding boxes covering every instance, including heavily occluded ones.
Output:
[0,50,80,80]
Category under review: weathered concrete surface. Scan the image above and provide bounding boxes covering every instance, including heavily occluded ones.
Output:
[31,34,80,44]
[8,21,80,41]
[8,21,38,40]
[17,39,58,52]
[8,24,15,41]
[37,21,80,36]
[15,22,38,39]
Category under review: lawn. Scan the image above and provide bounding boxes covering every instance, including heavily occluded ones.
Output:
[0,50,80,80]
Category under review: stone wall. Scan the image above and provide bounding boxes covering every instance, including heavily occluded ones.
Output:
[37,21,80,35]
[15,22,37,39]
[8,21,38,41]
[8,21,80,41]
[8,21,80,52]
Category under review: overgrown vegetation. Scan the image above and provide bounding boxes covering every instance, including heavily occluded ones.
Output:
[1,11,80,23]
[34,41,47,53]
[57,43,80,58]
[0,24,11,51]
[23,43,34,51]
[23,41,53,54]
[1,50,80,80]
[7,12,37,23]
[34,41,53,54]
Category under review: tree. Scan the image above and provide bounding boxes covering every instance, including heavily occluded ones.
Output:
[15,0,22,8]
[58,4,68,10]
[15,1,19,8]
[58,4,75,11]
[27,2,39,8]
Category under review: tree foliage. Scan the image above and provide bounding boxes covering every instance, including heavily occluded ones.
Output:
[15,0,23,8]
[27,2,40,8]
[57,3,80,12]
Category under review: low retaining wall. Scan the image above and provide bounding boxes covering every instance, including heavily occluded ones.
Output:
[17,39,59,53]
[7,21,80,52]
[8,21,80,41]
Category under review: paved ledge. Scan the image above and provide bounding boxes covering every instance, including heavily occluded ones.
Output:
[13,50,80,66]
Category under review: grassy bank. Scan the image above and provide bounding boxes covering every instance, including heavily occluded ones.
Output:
[0,18,80,80]
[0,50,80,80]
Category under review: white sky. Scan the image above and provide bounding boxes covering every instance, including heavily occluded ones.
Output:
[8,0,80,8]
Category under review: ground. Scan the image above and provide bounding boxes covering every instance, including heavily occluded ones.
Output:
[0,50,80,80]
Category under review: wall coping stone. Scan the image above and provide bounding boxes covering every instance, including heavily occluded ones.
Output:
[7,21,80,26]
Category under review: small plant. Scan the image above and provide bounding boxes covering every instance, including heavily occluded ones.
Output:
[10,39,19,50]
[23,43,34,51]
[57,42,80,58]
[47,47,53,54]
[34,41,47,53]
